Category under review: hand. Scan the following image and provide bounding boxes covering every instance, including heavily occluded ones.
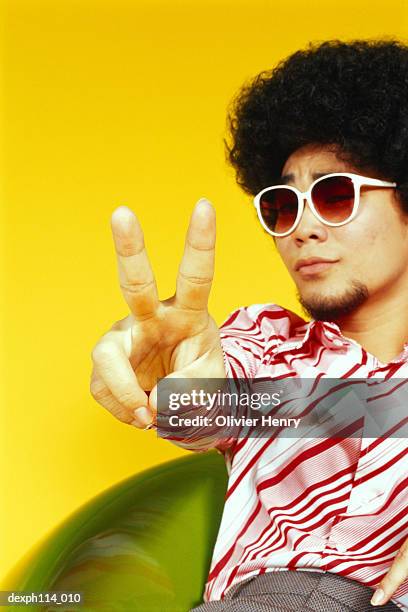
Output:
[90,199,226,429]
[371,538,408,606]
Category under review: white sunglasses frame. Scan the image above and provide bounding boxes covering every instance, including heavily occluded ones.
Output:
[253,172,397,238]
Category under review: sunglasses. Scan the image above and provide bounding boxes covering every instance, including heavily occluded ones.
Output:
[253,172,397,238]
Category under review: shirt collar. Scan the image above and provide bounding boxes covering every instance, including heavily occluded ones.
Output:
[274,317,408,365]
[274,319,349,355]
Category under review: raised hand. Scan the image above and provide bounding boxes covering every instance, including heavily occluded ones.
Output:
[90,199,225,429]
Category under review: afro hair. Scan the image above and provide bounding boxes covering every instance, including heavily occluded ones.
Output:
[226,39,408,211]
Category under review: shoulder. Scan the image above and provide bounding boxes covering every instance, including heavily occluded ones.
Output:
[220,303,307,342]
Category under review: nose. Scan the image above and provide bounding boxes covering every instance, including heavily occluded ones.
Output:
[292,198,329,245]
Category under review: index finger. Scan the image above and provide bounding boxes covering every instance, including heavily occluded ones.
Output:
[175,198,216,311]
[111,206,160,319]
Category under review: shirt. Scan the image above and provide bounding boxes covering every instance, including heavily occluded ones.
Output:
[165,303,408,609]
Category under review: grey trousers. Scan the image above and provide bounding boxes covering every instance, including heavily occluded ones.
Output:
[190,570,400,611]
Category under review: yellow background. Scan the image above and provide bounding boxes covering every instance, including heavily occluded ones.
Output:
[2,0,407,581]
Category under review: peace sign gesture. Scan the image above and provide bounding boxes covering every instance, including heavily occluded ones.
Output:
[90,199,226,429]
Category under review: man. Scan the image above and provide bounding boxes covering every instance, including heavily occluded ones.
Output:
[90,40,408,610]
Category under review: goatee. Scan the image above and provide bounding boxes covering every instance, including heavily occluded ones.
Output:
[298,281,369,322]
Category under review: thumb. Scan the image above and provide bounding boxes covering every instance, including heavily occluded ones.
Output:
[148,369,194,415]
[149,364,226,414]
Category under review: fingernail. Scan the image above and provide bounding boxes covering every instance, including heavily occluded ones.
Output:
[371,588,385,606]
[132,406,153,428]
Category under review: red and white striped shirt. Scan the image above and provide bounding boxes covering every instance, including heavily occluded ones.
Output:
[170,303,408,609]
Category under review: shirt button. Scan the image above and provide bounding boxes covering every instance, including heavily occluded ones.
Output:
[333,339,343,347]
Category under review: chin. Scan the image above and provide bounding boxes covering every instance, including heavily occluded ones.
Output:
[297,281,369,322]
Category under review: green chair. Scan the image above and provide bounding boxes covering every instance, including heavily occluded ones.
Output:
[2,451,228,612]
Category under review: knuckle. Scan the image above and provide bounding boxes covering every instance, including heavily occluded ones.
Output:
[116,391,139,409]
[90,381,108,401]
[186,238,214,252]
[91,341,116,364]
[90,386,132,424]
[118,241,144,258]
[110,408,131,424]
[120,278,155,295]
[178,270,213,285]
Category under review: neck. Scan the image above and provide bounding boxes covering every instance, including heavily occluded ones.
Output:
[335,285,408,364]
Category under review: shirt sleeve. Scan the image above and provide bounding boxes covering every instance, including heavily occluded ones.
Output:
[154,305,268,454]
[219,304,267,379]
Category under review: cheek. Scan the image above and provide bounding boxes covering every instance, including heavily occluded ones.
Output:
[275,241,292,271]
[339,223,378,277]
[339,210,381,249]
[348,194,408,265]
[342,218,407,285]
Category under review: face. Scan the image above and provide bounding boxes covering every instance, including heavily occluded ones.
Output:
[275,143,408,321]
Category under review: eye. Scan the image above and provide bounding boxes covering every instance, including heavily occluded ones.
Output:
[325,194,353,204]
[278,202,297,213]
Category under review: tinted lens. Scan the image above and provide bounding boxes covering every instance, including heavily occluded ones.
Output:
[259,188,299,235]
[312,175,355,223]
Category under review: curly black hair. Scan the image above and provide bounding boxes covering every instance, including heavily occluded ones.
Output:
[226,39,408,211]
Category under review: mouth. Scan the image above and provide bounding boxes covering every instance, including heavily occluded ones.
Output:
[295,258,339,277]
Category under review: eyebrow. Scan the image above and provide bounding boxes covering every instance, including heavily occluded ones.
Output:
[280,172,331,184]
